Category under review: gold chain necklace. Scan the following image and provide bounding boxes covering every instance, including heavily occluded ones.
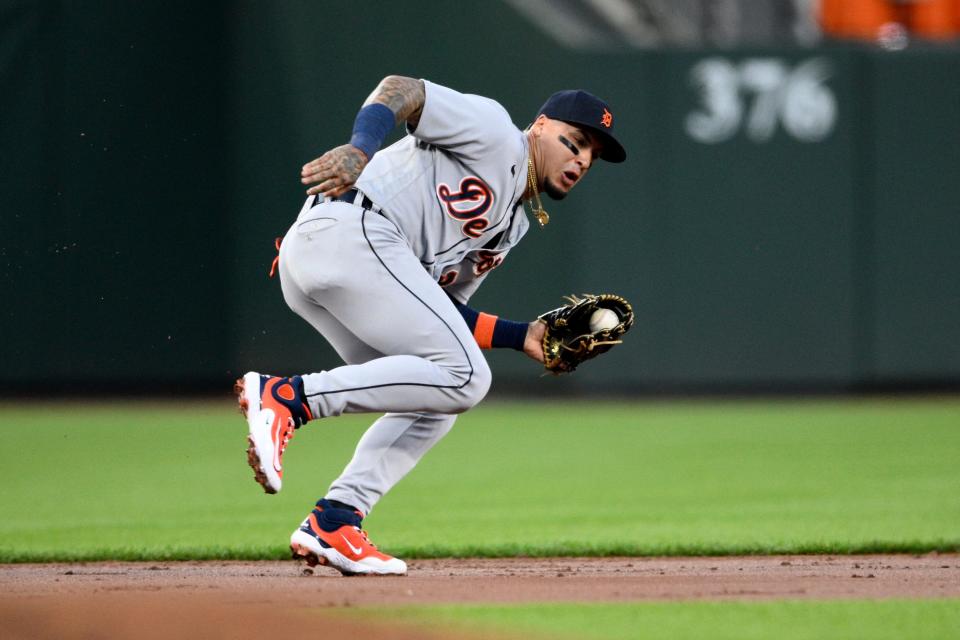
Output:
[526,158,549,227]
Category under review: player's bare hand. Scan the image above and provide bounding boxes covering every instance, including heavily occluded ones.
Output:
[301,144,369,197]
[523,320,546,363]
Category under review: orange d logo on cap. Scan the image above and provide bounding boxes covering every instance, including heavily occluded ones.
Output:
[601,108,613,128]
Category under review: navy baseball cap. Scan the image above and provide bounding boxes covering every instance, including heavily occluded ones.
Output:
[537,90,626,163]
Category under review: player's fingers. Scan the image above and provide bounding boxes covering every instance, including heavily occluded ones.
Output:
[301,161,331,180]
[301,156,334,177]
[301,170,328,185]
[302,152,333,169]
[301,160,339,183]
[305,177,341,196]
[302,144,353,175]
[327,183,355,198]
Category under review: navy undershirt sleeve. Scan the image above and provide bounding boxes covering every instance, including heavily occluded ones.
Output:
[450,298,528,351]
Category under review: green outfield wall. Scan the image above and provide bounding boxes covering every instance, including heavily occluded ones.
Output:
[2,1,958,393]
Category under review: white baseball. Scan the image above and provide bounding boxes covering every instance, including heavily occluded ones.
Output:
[589,308,619,332]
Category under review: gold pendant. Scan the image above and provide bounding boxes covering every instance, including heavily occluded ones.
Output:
[532,206,549,227]
[527,159,549,228]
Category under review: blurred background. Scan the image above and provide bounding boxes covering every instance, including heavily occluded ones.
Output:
[2,0,958,397]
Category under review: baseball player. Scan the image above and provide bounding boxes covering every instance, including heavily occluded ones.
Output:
[237,75,626,576]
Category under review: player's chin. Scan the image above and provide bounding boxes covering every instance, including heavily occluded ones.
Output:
[544,178,569,201]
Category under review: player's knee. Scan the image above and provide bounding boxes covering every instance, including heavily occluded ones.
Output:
[451,357,491,412]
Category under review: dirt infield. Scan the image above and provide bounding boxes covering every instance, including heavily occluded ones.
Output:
[2,555,958,639]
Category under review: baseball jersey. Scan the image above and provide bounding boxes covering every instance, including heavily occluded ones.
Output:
[356,80,531,304]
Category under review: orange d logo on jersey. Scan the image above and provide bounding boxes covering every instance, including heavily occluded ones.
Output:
[601,108,613,128]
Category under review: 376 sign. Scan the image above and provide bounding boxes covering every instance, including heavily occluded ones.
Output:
[685,57,837,144]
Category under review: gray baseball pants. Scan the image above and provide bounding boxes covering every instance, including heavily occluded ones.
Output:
[277,195,491,515]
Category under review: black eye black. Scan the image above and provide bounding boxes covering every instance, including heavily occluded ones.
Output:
[558,135,580,155]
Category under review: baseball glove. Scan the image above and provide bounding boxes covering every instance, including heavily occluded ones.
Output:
[538,293,634,374]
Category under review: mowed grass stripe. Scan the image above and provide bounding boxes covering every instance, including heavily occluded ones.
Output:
[1,398,958,561]
[364,599,960,640]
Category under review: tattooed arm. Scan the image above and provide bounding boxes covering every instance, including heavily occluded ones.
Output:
[300,76,425,197]
[362,75,425,130]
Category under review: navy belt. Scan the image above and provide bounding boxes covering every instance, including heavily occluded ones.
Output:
[332,188,375,211]
[312,188,384,217]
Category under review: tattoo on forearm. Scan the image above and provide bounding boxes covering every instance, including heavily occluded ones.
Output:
[365,75,425,129]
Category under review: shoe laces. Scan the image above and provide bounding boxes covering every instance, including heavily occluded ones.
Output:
[279,418,296,454]
[356,527,376,549]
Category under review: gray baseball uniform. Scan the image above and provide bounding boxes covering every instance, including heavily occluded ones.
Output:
[278,81,530,514]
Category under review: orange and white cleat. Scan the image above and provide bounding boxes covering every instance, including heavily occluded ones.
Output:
[290,499,407,576]
[235,371,313,494]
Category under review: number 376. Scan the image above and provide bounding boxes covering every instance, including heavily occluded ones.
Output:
[685,57,837,144]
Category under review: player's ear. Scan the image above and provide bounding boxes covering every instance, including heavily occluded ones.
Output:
[530,114,548,136]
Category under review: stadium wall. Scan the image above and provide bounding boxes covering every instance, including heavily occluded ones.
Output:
[2,1,957,393]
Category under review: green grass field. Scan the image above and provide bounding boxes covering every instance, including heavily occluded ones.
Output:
[368,600,960,640]
[1,397,958,561]
[2,396,958,639]
[0,399,960,562]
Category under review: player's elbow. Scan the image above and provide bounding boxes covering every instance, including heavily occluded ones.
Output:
[368,76,426,127]
[380,74,416,86]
